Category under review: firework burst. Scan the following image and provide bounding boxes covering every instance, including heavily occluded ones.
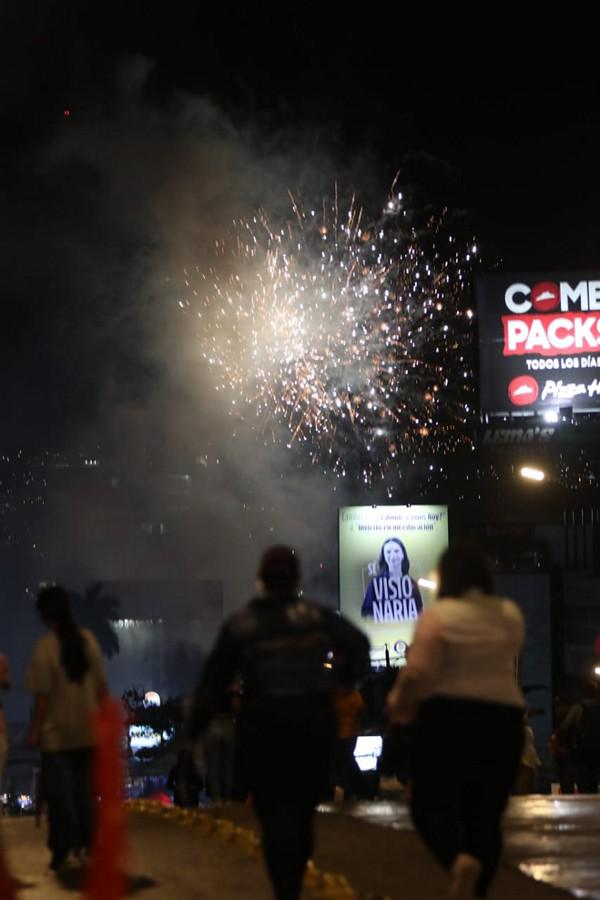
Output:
[179,183,477,486]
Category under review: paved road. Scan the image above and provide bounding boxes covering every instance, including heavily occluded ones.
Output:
[1,797,595,899]
[505,795,600,900]
[1,812,275,900]
[332,794,600,900]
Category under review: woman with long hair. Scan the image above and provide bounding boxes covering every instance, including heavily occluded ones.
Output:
[361,537,423,621]
[386,541,524,900]
[26,585,107,871]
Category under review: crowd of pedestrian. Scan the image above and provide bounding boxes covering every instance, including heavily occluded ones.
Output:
[551,681,600,793]
[1,539,595,900]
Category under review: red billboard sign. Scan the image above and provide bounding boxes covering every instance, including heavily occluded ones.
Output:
[476,273,600,415]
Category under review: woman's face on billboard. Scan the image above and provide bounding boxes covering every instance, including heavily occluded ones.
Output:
[383,540,404,572]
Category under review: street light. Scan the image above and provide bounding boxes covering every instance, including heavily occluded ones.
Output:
[543,410,559,423]
[520,466,546,482]
[417,577,437,590]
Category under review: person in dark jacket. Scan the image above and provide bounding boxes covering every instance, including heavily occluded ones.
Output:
[188,545,370,900]
[167,748,203,808]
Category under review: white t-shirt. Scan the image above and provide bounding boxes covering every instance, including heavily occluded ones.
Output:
[406,590,525,708]
[26,628,107,751]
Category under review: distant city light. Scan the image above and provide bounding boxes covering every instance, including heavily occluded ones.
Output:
[354,735,383,772]
[129,724,173,752]
[144,691,161,707]
[115,618,164,628]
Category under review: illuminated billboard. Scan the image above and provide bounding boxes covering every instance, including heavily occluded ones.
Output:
[476,272,600,416]
[339,505,448,666]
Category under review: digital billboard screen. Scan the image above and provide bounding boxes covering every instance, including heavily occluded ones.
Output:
[476,272,600,416]
[339,505,448,666]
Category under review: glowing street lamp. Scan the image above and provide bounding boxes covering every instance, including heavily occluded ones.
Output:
[417,577,437,590]
[519,466,546,482]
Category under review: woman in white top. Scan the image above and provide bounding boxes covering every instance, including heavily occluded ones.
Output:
[386,541,524,900]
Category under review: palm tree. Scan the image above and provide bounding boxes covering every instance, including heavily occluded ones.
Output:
[71,581,120,658]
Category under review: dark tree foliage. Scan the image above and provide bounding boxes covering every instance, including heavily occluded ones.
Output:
[70,581,120,658]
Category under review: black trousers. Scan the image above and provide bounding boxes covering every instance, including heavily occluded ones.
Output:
[41,748,95,864]
[577,750,600,793]
[239,695,336,900]
[410,696,523,898]
[334,737,361,799]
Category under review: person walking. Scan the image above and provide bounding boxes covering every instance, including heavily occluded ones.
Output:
[188,545,370,900]
[0,653,11,788]
[386,541,524,900]
[167,748,203,808]
[576,684,600,793]
[513,715,541,795]
[551,692,580,793]
[204,686,239,803]
[26,585,108,871]
[333,684,364,801]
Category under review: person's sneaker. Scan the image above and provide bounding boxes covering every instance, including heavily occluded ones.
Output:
[449,853,482,900]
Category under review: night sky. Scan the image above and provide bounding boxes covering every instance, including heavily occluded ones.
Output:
[2,5,599,448]
[2,6,599,727]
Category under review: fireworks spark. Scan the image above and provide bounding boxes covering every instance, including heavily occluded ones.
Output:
[179,183,477,487]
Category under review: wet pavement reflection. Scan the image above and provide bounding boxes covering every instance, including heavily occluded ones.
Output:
[319,794,600,899]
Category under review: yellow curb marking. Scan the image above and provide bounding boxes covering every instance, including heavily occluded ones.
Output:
[126,799,383,898]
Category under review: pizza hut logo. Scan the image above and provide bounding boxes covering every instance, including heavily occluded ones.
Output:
[508,375,539,406]
[505,279,600,314]
[531,282,560,313]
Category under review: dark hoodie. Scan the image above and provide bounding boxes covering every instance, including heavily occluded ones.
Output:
[188,593,370,739]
